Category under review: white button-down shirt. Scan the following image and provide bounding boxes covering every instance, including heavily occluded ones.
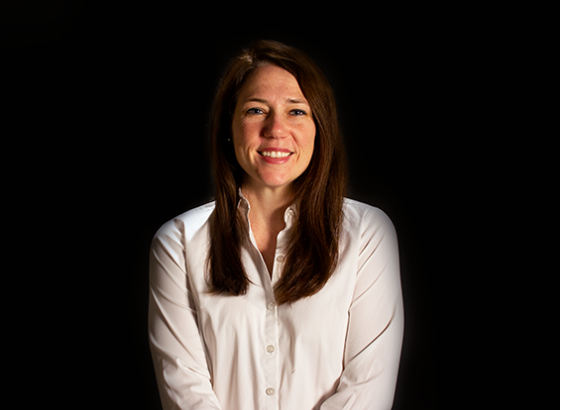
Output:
[148,195,404,410]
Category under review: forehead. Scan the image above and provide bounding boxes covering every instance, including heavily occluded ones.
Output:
[238,65,306,101]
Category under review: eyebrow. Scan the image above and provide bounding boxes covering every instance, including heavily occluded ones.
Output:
[245,97,308,104]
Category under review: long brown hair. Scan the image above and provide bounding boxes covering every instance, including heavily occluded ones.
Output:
[207,40,347,305]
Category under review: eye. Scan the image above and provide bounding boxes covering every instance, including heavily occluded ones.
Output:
[290,109,307,116]
[245,108,265,115]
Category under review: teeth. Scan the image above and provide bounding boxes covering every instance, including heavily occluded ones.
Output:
[261,151,291,158]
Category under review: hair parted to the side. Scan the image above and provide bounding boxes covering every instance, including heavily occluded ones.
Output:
[207,40,348,305]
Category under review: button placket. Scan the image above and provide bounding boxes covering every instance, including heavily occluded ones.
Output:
[264,299,278,406]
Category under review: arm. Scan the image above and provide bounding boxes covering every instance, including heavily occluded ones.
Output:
[148,219,222,410]
[321,208,404,410]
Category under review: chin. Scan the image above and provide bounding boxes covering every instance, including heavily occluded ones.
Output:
[255,172,290,187]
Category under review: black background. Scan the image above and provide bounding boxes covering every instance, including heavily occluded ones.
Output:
[3,2,554,409]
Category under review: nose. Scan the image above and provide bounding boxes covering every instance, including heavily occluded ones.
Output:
[262,111,289,139]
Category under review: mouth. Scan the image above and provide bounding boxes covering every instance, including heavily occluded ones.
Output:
[259,150,293,158]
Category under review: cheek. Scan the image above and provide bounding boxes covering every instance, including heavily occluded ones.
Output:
[302,124,316,157]
[233,121,257,147]
[231,124,258,169]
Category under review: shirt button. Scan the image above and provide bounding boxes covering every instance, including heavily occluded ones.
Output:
[266,387,275,396]
[266,345,275,353]
[276,255,285,262]
[267,302,275,310]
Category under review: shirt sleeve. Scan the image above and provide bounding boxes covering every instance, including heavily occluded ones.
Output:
[148,219,223,410]
[320,208,404,410]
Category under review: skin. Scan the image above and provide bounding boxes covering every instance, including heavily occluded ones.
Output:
[231,64,316,275]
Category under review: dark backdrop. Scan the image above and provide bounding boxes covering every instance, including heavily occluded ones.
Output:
[4,2,553,409]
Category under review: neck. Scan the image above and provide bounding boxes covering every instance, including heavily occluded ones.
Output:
[241,183,294,228]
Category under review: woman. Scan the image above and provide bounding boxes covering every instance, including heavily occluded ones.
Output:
[148,40,404,410]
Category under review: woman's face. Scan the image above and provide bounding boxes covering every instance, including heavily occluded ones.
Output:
[231,65,316,194]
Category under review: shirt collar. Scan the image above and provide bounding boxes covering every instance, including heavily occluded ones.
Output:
[237,188,251,214]
[237,188,297,224]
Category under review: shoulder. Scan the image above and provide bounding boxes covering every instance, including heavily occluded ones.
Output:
[342,199,400,271]
[153,201,216,244]
[343,198,396,235]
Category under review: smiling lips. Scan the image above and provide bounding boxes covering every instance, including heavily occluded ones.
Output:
[260,151,292,158]
[258,148,293,163]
